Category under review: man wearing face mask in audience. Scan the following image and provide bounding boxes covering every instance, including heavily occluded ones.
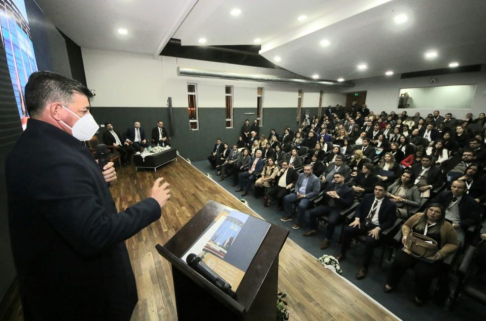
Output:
[6,71,171,320]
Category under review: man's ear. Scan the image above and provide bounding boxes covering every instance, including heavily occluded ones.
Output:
[49,103,63,121]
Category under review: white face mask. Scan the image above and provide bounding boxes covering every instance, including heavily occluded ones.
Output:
[60,106,99,141]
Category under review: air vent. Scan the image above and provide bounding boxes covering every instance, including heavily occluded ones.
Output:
[401,65,482,79]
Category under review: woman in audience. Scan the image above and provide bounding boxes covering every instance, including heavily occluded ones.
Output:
[232,148,251,186]
[373,134,390,158]
[288,148,303,169]
[454,125,469,147]
[274,144,287,166]
[241,119,251,145]
[384,204,458,306]
[254,158,279,195]
[350,125,361,141]
[389,127,401,143]
[441,132,458,155]
[457,163,485,203]
[376,152,402,184]
[387,171,421,218]
[325,146,342,166]
[414,118,426,133]
[349,150,370,175]
[398,135,414,157]
[259,134,268,149]
[269,135,280,149]
[426,140,449,165]
[250,139,261,156]
[389,142,405,163]
[341,138,353,158]
[333,129,347,146]
[351,163,378,198]
[306,142,325,163]
[237,136,246,149]
[268,129,279,141]
[292,132,303,148]
[401,125,411,138]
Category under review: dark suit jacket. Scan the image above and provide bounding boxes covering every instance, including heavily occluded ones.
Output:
[262,147,276,160]
[248,157,264,174]
[411,165,444,189]
[360,145,376,159]
[103,130,125,146]
[311,161,326,177]
[421,129,439,142]
[125,127,146,142]
[320,182,354,211]
[211,143,224,155]
[6,119,161,320]
[273,167,299,187]
[433,191,481,229]
[354,194,396,230]
[151,126,169,142]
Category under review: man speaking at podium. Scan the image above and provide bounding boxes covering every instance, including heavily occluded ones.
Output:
[6,71,171,320]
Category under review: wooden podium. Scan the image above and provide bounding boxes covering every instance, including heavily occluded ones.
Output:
[156,201,289,321]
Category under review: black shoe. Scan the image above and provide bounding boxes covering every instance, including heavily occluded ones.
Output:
[384,285,394,293]
[413,297,426,307]
[235,188,243,192]
[242,192,248,197]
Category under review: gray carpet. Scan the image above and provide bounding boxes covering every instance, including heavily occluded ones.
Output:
[192,160,485,321]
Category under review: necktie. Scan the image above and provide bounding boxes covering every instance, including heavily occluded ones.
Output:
[452,197,458,203]
[366,200,379,225]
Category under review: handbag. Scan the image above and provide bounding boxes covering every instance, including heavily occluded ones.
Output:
[404,232,438,260]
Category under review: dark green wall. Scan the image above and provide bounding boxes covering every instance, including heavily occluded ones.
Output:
[91,106,317,161]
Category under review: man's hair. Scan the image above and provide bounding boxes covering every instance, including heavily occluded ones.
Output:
[105,122,112,127]
[470,138,481,144]
[421,154,433,161]
[303,164,313,170]
[333,172,344,178]
[462,148,475,156]
[362,138,370,143]
[374,181,387,190]
[25,71,93,118]
[451,179,466,188]
[335,155,344,162]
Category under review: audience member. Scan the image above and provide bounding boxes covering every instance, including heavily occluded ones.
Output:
[288,148,303,168]
[387,171,421,218]
[281,165,321,229]
[125,122,148,152]
[322,155,352,184]
[384,204,458,306]
[236,150,264,197]
[303,172,354,248]
[232,148,251,186]
[337,182,397,280]
[207,138,224,168]
[151,121,170,146]
[351,163,378,198]
[103,122,135,166]
[241,119,251,145]
[457,163,485,203]
[411,155,443,198]
[219,144,240,181]
[216,143,230,173]
[376,153,402,184]
[267,161,298,210]
[254,158,279,196]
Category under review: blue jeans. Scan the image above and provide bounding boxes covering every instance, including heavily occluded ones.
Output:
[308,206,340,239]
[283,193,311,225]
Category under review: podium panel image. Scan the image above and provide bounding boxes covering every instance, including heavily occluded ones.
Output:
[156,201,289,321]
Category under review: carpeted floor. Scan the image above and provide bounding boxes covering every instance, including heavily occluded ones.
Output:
[192,160,485,321]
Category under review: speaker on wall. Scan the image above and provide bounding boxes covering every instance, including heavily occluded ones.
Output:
[167,97,174,136]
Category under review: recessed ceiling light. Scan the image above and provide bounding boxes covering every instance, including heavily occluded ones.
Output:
[320,39,330,47]
[298,15,307,21]
[117,28,128,35]
[357,64,367,70]
[198,38,207,44]
[337,78,345,82]
[274,56,281,62]
[425,51,438,59]
[385,71,394,76]
[254,38,261,44]
[230,8,241,16]
[394,14,408,24]
[449,62,459,68]
[312,74,319,79]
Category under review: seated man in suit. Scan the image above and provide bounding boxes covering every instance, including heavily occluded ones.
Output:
[261,142,275,160]
[207,138,224,168]
[219,144,240,181]
[125,122,148,152]
[266,161,298,211]
[321,155,352,185]
[103,122,135,166]
[281,165,321,230]
[236,150,264,197]
[411,155,444,198]
[337,182,396,280]
[443,149,476,182]
[151,121,170,146]
[359,138,376,159]
[421,123,439,145]
[303,172,354,249]
[410,128,428,148]
[433,180,481,244]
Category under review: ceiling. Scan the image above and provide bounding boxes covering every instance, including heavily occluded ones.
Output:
[35,0,486,81]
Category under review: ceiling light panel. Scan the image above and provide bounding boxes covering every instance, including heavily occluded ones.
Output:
[117,28,128,35]
[298,15,307,21]
[320,39,330,47]
[198,38,207,44]
[230,9,241,16]
[425,51,438,59]
[385,71,394,76]
[394,14,408,24]
[357,64,367,70]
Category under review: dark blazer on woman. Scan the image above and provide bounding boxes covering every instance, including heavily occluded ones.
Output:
[352,173,379,194]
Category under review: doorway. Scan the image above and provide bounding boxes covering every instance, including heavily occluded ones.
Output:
[346,91,367,107]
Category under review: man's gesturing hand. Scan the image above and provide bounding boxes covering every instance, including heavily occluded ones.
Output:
[151,177,171,208]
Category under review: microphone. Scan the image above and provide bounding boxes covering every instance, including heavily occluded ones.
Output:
[95,144,110,186]
[186,253,237,299]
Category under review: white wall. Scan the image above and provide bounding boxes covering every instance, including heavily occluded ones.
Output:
[82,48,332,109]
[322,92,347,107]
[399,85,476,110]
[342,67,486,118]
